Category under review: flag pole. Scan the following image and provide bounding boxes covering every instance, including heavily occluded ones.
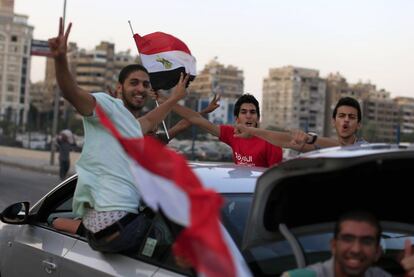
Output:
[128,20,135,36]
[128,20,170,141]
[155,99,170,141]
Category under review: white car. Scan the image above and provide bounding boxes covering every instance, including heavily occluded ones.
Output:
[0,163,265,276]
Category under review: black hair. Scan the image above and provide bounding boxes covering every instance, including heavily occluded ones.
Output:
[234,94,260,118]
[334,210,382,244]
[118,64,149,84]
[332,97,362,123]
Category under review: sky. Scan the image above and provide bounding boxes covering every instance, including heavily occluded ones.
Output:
[14,0,414,104]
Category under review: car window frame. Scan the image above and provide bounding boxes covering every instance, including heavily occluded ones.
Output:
[26,175,196,276]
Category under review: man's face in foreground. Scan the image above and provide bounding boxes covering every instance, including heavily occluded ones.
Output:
[332,220,380,277]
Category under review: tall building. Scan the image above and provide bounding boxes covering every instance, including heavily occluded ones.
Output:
[262,66,326,134]
[362,97,399,143]
[45,41,140,93]
[188,58,244,99]
[188,58,244,124]
[43,41,139,119]
[326,73,399,142]
[394,97,414,138]
[0,0,33,126]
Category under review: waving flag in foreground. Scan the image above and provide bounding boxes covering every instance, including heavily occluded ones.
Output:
[133,31,196,90]
[96,105,251,277]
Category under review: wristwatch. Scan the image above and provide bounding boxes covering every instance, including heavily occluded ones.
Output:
[306,132,318,144]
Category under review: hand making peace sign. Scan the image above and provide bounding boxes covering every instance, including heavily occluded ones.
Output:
[48,17,72,59]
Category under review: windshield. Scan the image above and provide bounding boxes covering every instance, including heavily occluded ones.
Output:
[221,193,300,276]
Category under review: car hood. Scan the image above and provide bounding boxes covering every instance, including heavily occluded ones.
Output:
[242,147,414,250]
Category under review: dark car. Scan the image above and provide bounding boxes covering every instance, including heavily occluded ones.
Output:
[242,143,414,276]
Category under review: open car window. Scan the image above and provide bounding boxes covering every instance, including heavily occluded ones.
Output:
[28,176,195,275]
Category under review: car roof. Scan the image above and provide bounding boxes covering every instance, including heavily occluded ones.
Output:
[242,144,414,249]
[189,162,265,194]
[30,162,264,212]
[299,143,414,158]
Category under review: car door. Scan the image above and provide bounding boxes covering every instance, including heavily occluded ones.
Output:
[1,224,78,276]
[0,178,81,277]
[30,176,192,276]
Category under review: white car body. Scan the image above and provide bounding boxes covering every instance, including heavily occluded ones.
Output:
[0,163,264,277]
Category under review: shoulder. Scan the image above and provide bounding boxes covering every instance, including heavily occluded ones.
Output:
[366,266,392,277]
[355,137,368,145]
[220,125,234,131]
[281,269,317,277]
[90,92,125,116]
[219,125,234,136]
[92,92,117,104]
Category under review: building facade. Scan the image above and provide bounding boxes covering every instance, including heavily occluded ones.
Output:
[394,97,414,139]
[187,58,244,124]
[325,73,400,142]
[0,0,33,126]
[362,96,399,143]
[262,66,326,134]
[42,42,139,120]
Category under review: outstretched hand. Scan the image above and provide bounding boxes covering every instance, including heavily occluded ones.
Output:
[201,94,221,114]
[48,17,72,59]
[170,73,190,101]
[149,90,169,105]
[286,129,309,149]
[401,239,414,276]
[234,124,252,138]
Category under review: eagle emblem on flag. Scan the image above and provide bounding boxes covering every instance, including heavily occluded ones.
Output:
[156,56,173,69]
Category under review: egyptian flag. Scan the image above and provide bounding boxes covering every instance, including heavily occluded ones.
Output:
[133,32,196,90]
[96,105,251,277]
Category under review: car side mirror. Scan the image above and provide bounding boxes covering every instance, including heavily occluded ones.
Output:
[0,202,30,224]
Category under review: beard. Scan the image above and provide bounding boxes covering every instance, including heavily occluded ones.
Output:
[121,89,146,113]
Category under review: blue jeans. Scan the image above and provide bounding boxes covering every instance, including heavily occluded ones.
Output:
[86,212,152,254]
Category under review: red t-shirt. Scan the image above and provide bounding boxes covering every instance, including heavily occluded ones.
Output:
[219,125,283,168]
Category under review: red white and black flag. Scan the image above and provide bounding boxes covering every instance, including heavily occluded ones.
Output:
[133,32,196,90]
[96,105,251,277]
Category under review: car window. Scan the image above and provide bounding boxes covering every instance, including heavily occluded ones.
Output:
[33,177,195,275]
[34,177,77,224]
[221,193,252,247]
[221,193,299,276]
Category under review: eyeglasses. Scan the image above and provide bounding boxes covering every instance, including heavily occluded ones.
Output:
[337,234,377,247]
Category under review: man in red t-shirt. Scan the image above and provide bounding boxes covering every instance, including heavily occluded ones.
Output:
[173,94,282,167]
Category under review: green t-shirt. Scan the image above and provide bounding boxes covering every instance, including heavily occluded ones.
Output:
[73,93,143,217]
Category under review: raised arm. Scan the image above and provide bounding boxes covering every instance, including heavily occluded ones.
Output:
[234,125,292,147]
[138,73,190,135]
[234,125,340,152]
[287,129,339,151]
[48,18,95,116]
[172,102,220,137]
[167,94,221,139]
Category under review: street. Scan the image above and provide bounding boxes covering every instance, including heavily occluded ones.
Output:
[0,164,60,211]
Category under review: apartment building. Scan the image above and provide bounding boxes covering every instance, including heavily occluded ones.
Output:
[394,97,414,137]
[362,97,399,143]
[262,66,326,134]
[42,42,139,119]
[187,58,244,124]
[0,0,33,126]
[188,58,244,99]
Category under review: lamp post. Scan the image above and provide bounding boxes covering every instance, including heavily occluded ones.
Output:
[50,0,67,165]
